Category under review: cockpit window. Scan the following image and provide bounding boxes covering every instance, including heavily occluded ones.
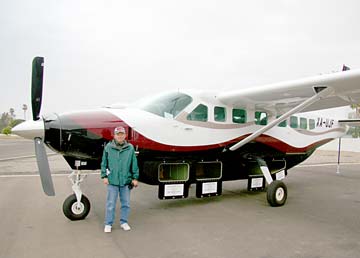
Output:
[187,104,208,122]
[136,92,193,118]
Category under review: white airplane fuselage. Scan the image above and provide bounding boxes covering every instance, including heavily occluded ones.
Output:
[15,90,344,186]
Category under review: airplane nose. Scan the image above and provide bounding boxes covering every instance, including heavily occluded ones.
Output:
[12,120,45,140]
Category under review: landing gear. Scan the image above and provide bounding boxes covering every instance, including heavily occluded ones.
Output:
[63,194,90,220]
[63,170,91,220]
[266,180,287,207]
[255,157,288,207]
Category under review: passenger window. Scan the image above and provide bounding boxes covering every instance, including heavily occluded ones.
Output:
[214,106,226,122]
[300,117,307,129]
[255,111,267,125]
[309,119,315,130]
[187,104,208,122]
[290,116,298,128]
[232,109,246,124]
[277,115,287,127]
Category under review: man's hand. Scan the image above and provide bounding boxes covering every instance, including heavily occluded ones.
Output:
[132,179,139,188]
[103,178,109,185]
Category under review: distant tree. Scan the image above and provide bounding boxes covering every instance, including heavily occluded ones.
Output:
[350,104,360,118]
[22,104,28,120]
[9,119,24,128]
[0,112,24,133]
[348,104,360,138]
[347,127,360,138]
[2,126,12,135]
[9,108,15,119]
[0,112,11,131]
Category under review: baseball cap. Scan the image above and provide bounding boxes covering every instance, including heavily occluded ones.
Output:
[114,126,126,134]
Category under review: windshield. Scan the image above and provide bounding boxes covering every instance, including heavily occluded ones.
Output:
[136,92,192,118]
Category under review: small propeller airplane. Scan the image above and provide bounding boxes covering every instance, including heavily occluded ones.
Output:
[12,57,360,221]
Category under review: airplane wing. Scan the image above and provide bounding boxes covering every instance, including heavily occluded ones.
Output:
[218,69,360,151]
[218,69,360,113]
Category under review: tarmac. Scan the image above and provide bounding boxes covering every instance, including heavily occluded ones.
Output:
[1,137,360,258]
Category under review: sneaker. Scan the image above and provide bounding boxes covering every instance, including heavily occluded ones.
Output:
[120,223,131,231]
[104,225,112,233]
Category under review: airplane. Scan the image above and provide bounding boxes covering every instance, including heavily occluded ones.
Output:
[12,57,360,221]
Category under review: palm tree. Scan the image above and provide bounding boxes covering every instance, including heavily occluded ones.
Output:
[9,108,15,119]
[0,112,11,131]
[22,104,28,120]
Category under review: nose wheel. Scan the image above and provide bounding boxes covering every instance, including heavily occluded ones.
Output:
[63,194,90,220]
[63,170,91,220]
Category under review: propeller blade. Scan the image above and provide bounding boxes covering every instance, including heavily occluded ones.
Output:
[34,137,55,196]
[31,57,44,121]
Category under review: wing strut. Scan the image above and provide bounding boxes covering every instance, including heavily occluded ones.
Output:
[229,87,334,151]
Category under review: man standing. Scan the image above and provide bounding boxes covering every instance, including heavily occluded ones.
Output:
[101,126,139,233]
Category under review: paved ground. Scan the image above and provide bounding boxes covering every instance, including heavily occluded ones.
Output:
[0,137,35,160]
[1,138,360,258]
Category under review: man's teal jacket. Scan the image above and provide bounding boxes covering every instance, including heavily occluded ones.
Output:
[100,140,139,186]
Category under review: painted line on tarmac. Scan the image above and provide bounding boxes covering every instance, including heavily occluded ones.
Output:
[0,153,57,162]
[298,162,360,167]
[0,172,100,178]
[0,155,37,161]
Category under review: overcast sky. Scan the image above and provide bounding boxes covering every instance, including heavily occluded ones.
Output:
[1,0,360,119]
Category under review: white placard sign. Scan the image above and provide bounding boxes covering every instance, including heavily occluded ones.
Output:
[164,184,184,197]
[202,182,217,194]
[276,170,285,180]
[251,177,264,188]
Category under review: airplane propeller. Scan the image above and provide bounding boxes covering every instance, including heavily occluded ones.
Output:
[31,57,44,121]
[12,57,55,196]
[30,57,55,196]
[31,57,55,196]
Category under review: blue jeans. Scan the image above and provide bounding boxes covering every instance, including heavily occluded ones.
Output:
[104,184,131,226]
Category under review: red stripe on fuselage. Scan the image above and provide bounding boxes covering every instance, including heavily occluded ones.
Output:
[62,110,333,154]
[61,110,124,141]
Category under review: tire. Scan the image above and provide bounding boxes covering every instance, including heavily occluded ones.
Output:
[266,180,287,207]
[62,194,91,221]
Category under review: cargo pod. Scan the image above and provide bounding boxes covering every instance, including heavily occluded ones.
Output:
[158,162,190,199]
[195,161,223,198]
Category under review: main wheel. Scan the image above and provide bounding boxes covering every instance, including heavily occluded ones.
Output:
[266,180,287,207]
[63,194,91,221]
